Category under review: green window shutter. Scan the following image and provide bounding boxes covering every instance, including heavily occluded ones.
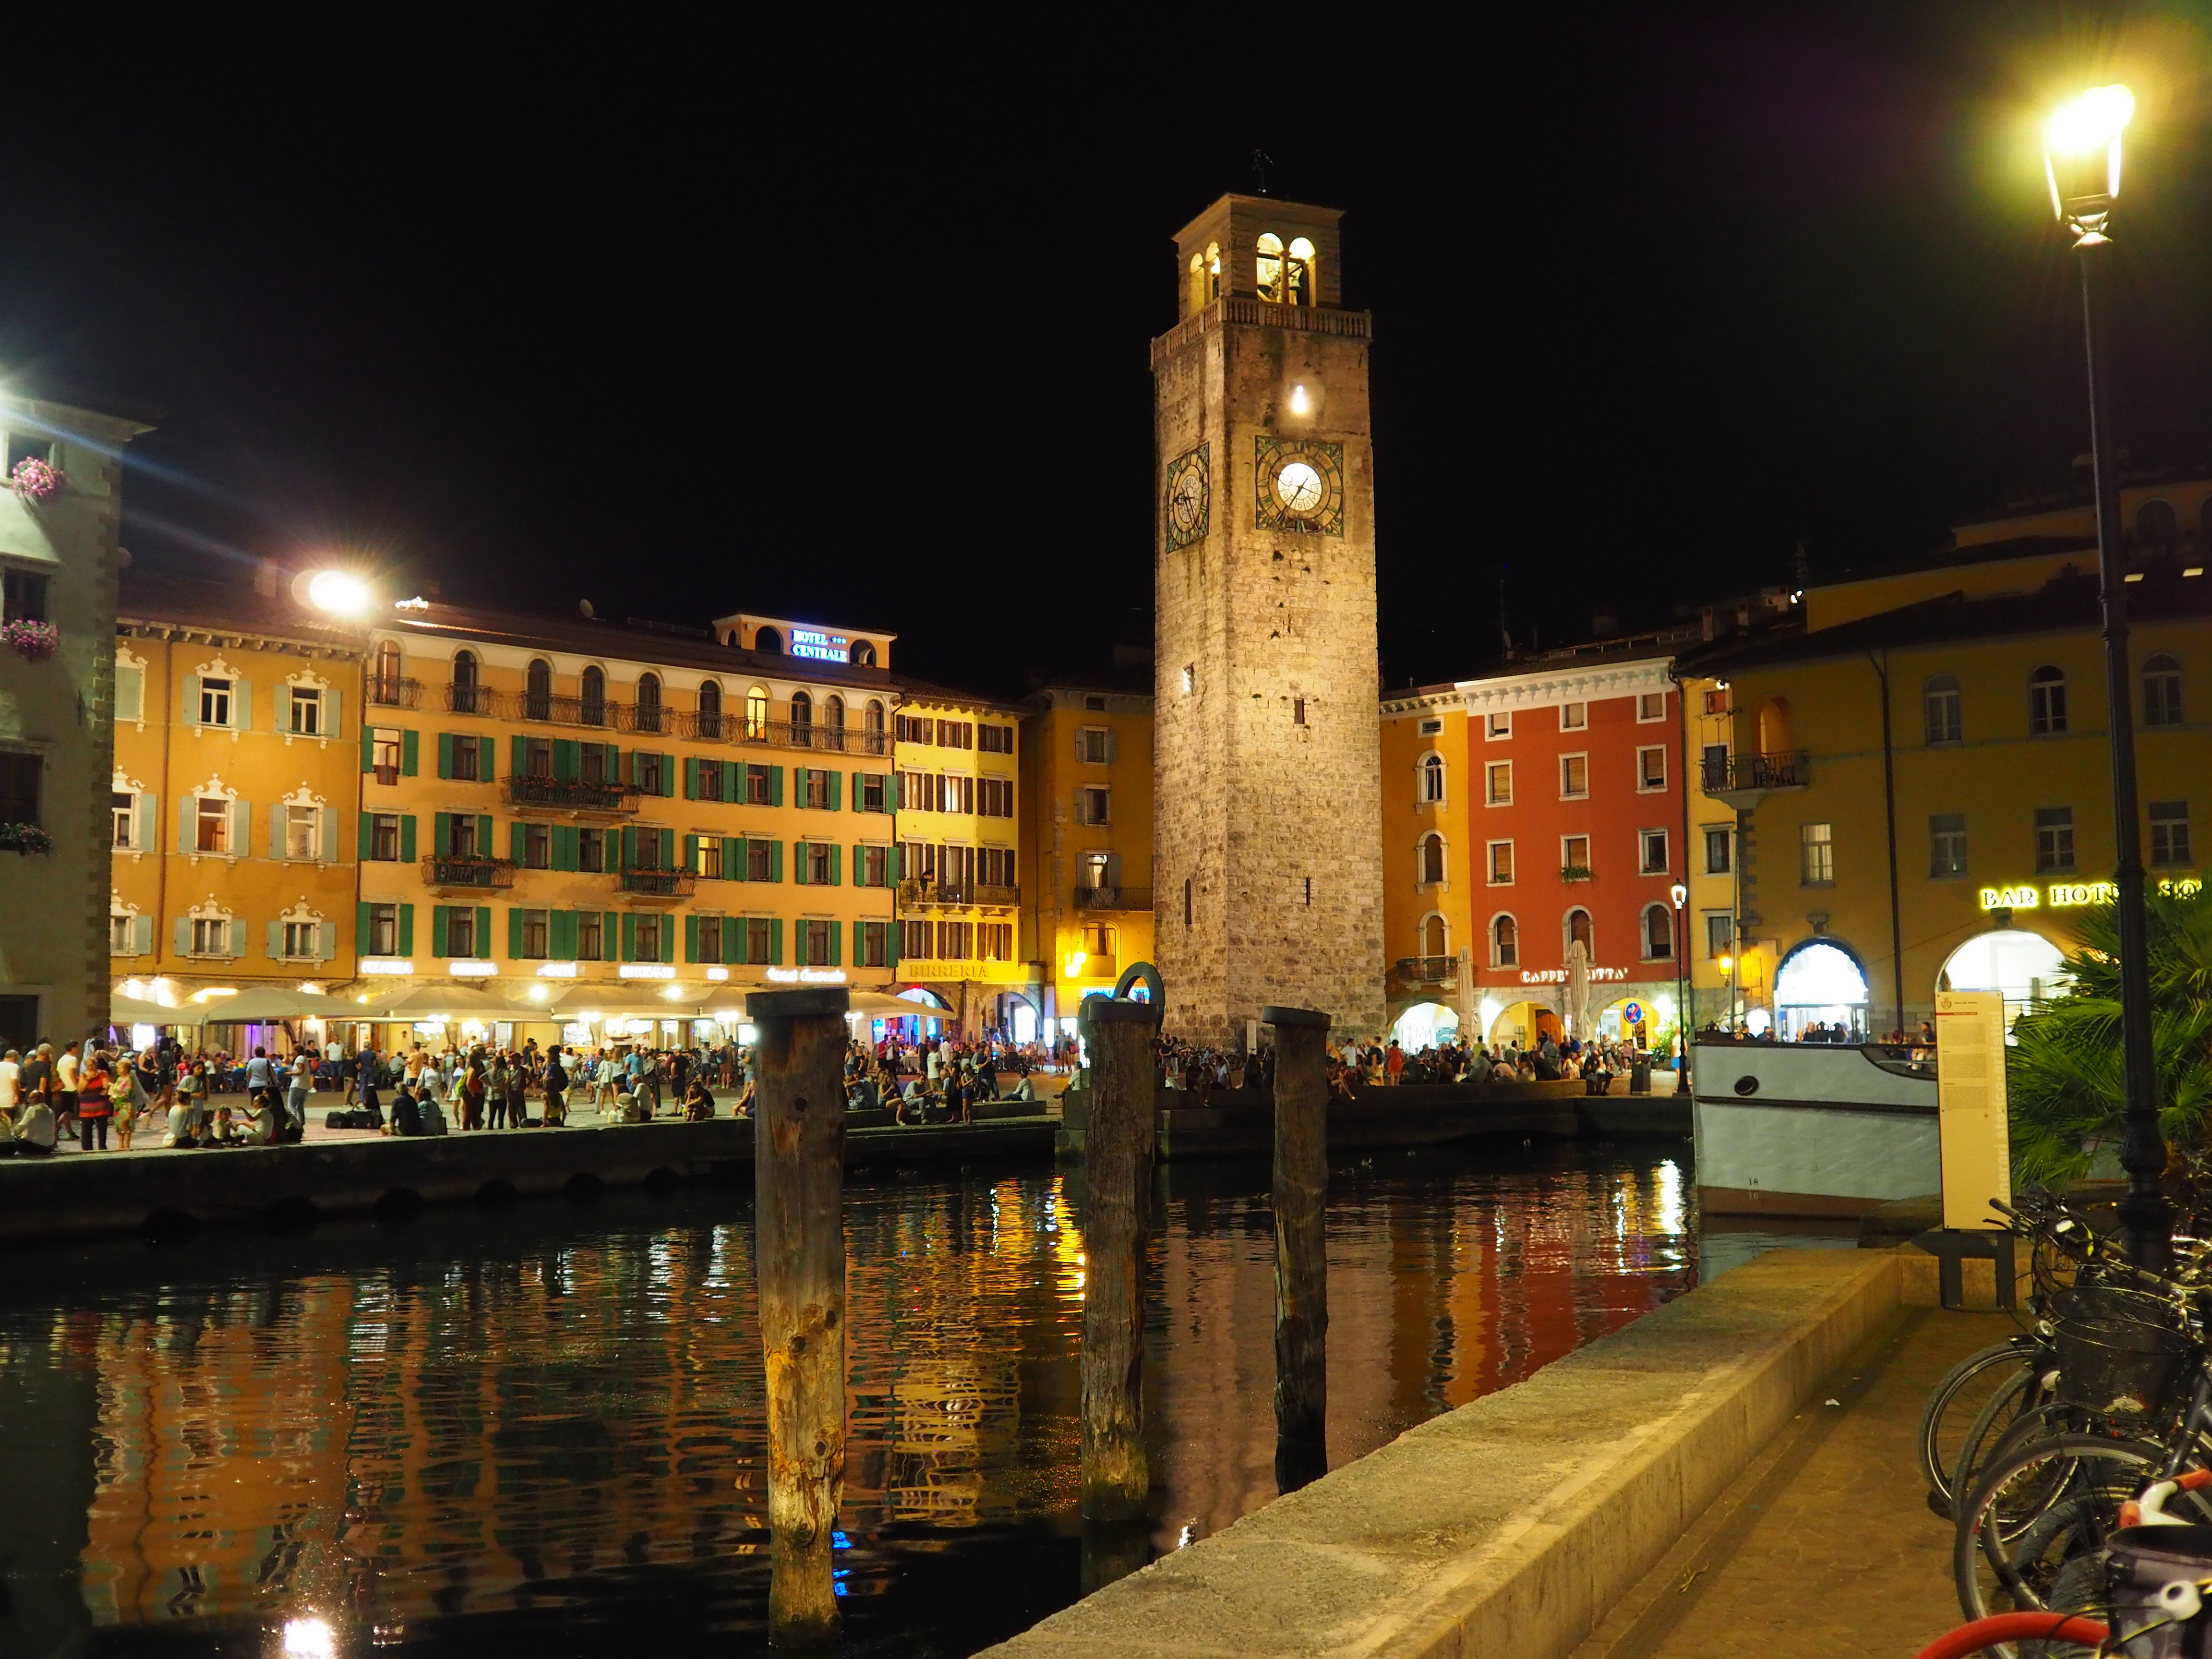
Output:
[606,744,624,783]
[401,729,420,776]
[400,815,418,861]
[887,920,898,972]
[478,815,493,853]
[660,917,674,963]
[553,739,580,781]
[723,836,741,880]
[359,812,373,857]
[360,726,376,772]
[553,825,579,870]
[431,904,450,958]
[661,828,675,869]
[684,757,697,799]
[433,812,452,857]
[793,842,808,886]
[827,770,842,811]
[480,735,496,779]
[769,839,783,882]
[510,734,528,776]
[604,912,620,958]
[685,833,700,873]
[553,910,577,958]
[477,907,492,953]
[853,919,864,967]
[725,919,743,965]
[828,922,841,967]
[658,753,674,797]
[622,911,637,962]
[398,903,415,956]
[358,902,373,948]
[684,914,699,963]
[769,765,784,806]
[621,825,637,869]
[853,844,865,887]
[770,917,784,965]
[437,733,455,779]
[722,760,739,800]
[829,844,842,886]
[510,821,526,862]
[509,907,524,957]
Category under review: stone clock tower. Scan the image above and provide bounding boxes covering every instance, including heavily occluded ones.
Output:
[1152,193,1385,1046]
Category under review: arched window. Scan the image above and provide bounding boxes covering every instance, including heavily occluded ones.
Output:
[1923,673,1961,745]
[2029,665,2068,735]
[2138,497,2179,553]
[1643,904,1674,961]
[745,685,769,741]
[697,679,722,739]
[1286,236,1315,306]
[848,640,877,667]
[1756,695,1793,756]
[452,649,477,688]
[1492,914,1518,968]
[635,672,662,733]
[865,698,886,745]
[1419,752,1446,804]
[1419,914,1448,959]
[1418,832,1445,885]
[1256,232,1285,303]
[790,689,813,747]
[754,626,784,654]
[581,665,607,726]
[371,640,404,704]
[1566,908,1594,953]
[2144,653,2184,727]
[525,658,552,721]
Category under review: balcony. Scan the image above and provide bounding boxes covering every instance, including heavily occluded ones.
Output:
[1076,884,1153,913]
[421,855,519,895]
[1702,749,1810,809]
[618,868,697,905]
[445,683,511,717]
[1392,956,1459,988]
[370,764,400,787]
[367,677,421,709]
[750,720,891,757]
[973,883,1019,908]
[504,773,642,817]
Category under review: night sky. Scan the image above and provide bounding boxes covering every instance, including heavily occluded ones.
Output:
[6,4,2210,694]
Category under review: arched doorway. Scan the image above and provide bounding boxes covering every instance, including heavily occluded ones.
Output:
[1939,928,2068,1024]
[1772,940,1870,1041]
[1392,1001,1459,1049]
[1484,998,1561,1050]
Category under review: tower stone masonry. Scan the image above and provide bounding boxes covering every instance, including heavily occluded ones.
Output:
[1151,194,1385,1046]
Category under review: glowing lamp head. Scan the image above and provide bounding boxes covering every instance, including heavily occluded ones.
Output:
[1288,383,1311,416]
[1669,882,1688,908]
[303,569,370,615]
[2044,85,2134,233]
[1718,954,1734,977]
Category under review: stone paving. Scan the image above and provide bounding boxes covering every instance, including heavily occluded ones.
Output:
[1568,1303,2012,1659]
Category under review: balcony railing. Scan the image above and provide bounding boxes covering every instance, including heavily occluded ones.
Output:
[369,763,400,787]
[896,878,1021,909]
[421,855,519,892]
[1076,885,1153,913]
[367,677,421,709]
[444,683,509,717]
[1393,956,1458,986]
[618,868,697,901]
[973,882,1018,907]
[501,694,893,755]
[504,774,642,814]
[1702,750,1811,794]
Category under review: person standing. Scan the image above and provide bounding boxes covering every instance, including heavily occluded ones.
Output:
[53,1040,81,1144]
[0,1047,17,1131]
[542,1045,568,1126]
[76,1051,114,1151]
[287,1051,313,1141]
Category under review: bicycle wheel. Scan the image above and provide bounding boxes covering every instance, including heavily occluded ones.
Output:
[1922,1338,2041,1511]
[1948,1360,2062,1517]
[1952,1434,2209,1632]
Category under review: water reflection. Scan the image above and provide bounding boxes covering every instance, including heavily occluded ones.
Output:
[0,1145,1717,1656]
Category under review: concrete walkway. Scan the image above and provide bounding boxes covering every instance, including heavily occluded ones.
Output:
[1569,1305,2009,1659]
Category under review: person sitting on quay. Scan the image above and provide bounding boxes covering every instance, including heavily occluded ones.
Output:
[389,1087,424,1137]
[682,1074,716,1120]
[243,1091,281,1146]
[0,1092,58,1156]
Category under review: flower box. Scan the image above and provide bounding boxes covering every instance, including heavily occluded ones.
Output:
[0,822,53,855]
[0,618,57,661]
[1560,866,1594,883]
[10,456,64,503]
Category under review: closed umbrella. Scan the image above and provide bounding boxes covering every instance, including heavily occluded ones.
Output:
[1564,939,1592,1039]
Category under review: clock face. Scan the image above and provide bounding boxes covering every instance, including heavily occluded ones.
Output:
[1255,437,1345,536]
[1163,443,1210,552]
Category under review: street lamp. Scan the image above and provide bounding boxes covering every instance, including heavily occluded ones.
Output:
[1670,881,1690,1081]
[2045,84,2167,1267]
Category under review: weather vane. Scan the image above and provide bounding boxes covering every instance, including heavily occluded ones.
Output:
[1249,147,1274,195]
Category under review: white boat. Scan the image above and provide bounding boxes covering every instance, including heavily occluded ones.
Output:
[1692,1041,1939,1218]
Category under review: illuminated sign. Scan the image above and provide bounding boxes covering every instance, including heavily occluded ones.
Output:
[1980,876,2200,912]
[536,961,579,978]
[1518,966,1629,985]
[765,966,848,985]
[788,626,853,663]
[705,966,730,981]
[448,960,497,977]
[618,963,676,980]
[361,958,414,975]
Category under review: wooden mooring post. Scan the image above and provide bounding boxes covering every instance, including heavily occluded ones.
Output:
[750,986,850,1647]
[1080,997,1162,1520]
[1264,1005,1331,1490]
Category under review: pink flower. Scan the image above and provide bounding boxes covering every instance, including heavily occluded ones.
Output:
[10,457,64,503]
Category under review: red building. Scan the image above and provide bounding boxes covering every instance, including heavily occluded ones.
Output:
[1381,638,1688,1052]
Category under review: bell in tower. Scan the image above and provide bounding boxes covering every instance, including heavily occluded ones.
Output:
[1151,193,1385,1046]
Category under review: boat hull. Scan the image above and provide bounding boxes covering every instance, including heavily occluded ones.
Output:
[1692,1044,1940,1220]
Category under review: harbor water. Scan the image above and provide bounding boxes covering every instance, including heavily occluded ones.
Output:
[0,1143,1851,1657]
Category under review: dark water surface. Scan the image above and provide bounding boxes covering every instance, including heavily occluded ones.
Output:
[0,1144,1823,1658]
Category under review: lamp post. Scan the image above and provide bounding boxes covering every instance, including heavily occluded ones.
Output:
[1670,881,1690,1082]
[2046,85,2167,1268]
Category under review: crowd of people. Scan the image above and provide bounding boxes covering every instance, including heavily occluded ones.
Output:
[1151,1028,1660,1103]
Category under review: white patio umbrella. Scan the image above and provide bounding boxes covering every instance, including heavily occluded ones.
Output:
[197,987,376,1022]
[108,993,202,1028]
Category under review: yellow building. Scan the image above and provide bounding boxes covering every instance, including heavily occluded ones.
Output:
[892,682,1036,1037]
[1021,665,1154,1036]
[1678,670,1749,1033]
[110,564,366,1021]
[1678,481,2212,1037]
[357,602,898,1051]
